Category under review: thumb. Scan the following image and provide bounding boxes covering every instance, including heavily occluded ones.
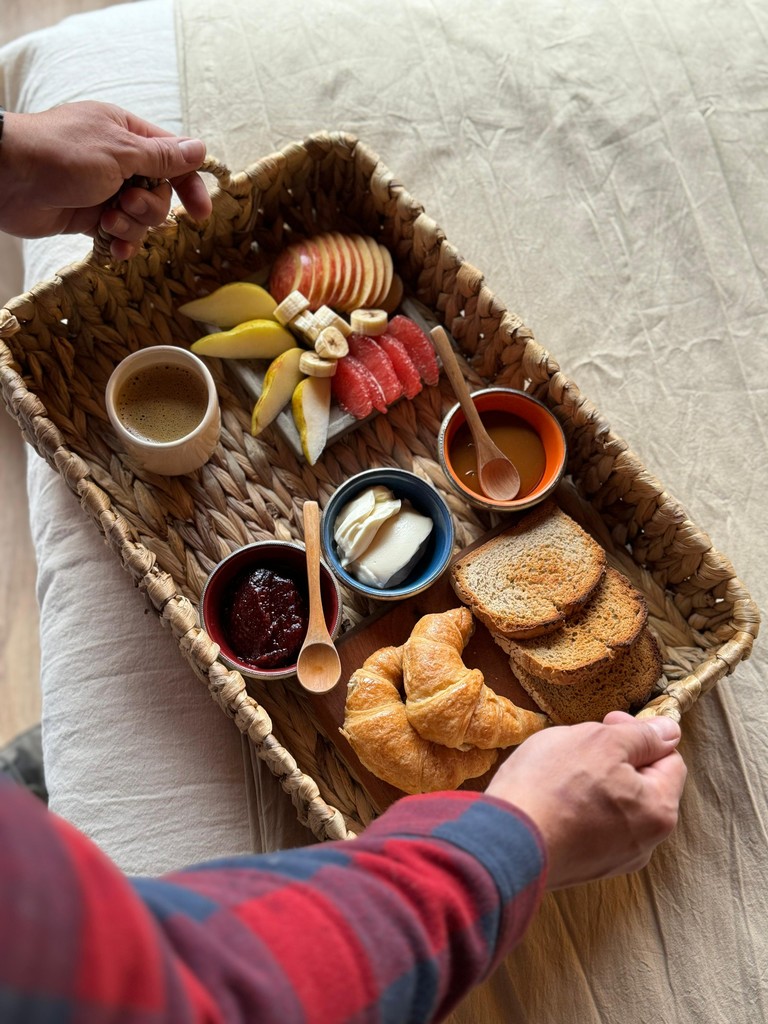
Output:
[607,714,681,768]
[127,135,207,180]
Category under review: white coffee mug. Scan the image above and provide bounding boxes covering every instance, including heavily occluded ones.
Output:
[105,346,221,476]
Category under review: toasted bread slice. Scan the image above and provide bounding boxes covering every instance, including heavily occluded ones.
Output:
[450,501,606,640]
[512,627,663,725]
[497,567,648,685]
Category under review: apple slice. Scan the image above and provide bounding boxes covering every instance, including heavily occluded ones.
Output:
[362,236,385,309]
[269,246,303,304]
[380,273,404,315]
[324,232,352,309]
[375,243,394,308]
[348,234,377,310]
[312,234,338,309]
[297,241,319,306]
[335,233,364,312]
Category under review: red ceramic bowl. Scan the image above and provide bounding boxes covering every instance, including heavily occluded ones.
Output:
[200,540,343,681]
[437,387,567,512]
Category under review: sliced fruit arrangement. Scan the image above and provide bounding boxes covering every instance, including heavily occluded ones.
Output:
[177,240,439,464]
[269,231,403,313]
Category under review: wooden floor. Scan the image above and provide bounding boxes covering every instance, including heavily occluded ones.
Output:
[0,1,135,747]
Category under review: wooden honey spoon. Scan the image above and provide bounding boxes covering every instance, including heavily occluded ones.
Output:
[430,326,521,501]
[296,500,342,694]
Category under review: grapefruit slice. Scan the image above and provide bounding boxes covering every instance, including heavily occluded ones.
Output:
[386,315,440,387]
[377,332,423,399]
[331,355,387,419]
[348,333,404,406]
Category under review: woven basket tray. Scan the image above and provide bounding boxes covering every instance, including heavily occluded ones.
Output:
[0,132,759,842]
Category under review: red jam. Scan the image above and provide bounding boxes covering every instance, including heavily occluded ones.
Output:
[223,567,308,669]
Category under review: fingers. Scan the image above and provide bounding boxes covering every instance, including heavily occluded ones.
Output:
[170,170,213,221]
[118,182,173,225]
[603,712,681,769]
[109,237,139,262]
[640,747,688,802]
[99,181,173,260]
[124,134,211,211]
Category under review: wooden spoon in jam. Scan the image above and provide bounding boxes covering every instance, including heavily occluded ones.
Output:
[296,500,342,694]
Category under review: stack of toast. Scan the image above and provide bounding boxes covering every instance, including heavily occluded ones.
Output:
[450,501,662,724]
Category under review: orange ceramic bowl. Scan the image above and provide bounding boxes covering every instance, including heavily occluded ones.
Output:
[437,387,567,512]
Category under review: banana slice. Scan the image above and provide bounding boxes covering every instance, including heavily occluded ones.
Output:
[290,310,322,341]
[274,290,310,325]
[314,305,353,338]
[315,326,349,359]
[299,351,338,378]
[350,308,388,336]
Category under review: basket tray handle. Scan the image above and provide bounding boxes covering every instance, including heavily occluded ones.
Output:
[91,157,234,263]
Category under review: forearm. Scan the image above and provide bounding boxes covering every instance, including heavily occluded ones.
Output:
[0,779,546,1023]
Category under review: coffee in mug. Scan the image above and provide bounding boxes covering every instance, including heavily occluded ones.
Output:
[105,346,221,476]
[115,362,209,443]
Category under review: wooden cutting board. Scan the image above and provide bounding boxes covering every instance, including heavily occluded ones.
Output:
[290,525,540,814]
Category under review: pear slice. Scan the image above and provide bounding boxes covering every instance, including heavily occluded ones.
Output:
[191,319,296,359]
[178,282,278,328]
[250,348,305,436]
[292,375,332,465]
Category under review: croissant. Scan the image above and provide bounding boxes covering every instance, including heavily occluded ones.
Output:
[403,608,548,749]
[341,644,498,795]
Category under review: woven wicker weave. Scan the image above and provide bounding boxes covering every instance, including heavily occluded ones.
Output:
[0,132,759,841]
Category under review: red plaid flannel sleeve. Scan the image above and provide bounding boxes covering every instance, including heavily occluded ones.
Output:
[0,777,546,1022]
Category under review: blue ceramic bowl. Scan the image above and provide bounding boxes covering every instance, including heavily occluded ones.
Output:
[321,468,455,601]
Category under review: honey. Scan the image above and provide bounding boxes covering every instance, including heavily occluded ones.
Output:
[449,410,546,499]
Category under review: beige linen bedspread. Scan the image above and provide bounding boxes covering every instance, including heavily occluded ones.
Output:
[175,1,767,1021]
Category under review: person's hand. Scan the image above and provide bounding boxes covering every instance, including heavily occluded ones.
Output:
[0,100,213,259]
[486,710,687,889]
